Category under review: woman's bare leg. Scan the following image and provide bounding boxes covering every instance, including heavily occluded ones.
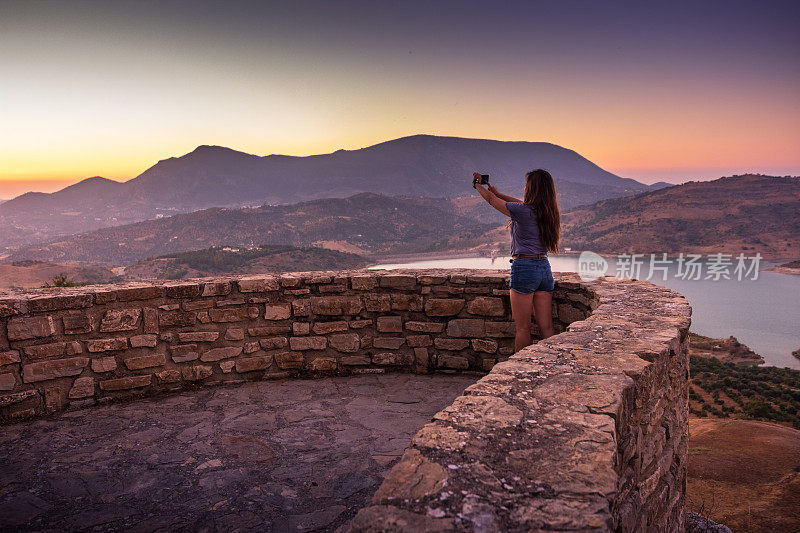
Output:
[510,289,534,352]
[533,291,555,339]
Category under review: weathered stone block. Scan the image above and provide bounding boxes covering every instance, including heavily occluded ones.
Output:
[434,338,470,350]
[143,307,158,333]
[0,389,38,407]
[91,357,117,373]
[63,313,93,334]
[158,310,195,327]
[275,351,304,370]
[130,334,158,348]
[292,298,311,316]
[224,328,245,341]
[372,352,414,366]
[124,354,165,370]
[209,307,257,323]
[0,300,21,317]
[373,337,406,349]
[7,316,55,341]
[418,274,448,285]
[117,286,164,301]
[378,274,417,290]
[391,294,423,311]
[340,355,370,366]
[164,282,201,299]
[237,276,280,292]
[68,377,95,399]
[405,321,445,333]
[243,342,260,354]
[312,321,349,334]
[98,309,142,332]
[87,338,128,353]
[200,346,242,362]
[156,369,182,383]
[24,342,68,359]
[308,357,337,372]
[437,354,469,369]
[22,357,89,383]
[201,281,231,297]
[310,296,363,316]
[264,303,292,320]
[248,325,291,336]
[178,331,220,343]
[414,347,429,368]
[377,316,403,333]
[280,275,301,287]
[0,373,16,391]
[485,321,515,338]
[28,294,93,312]
[558,303,586,323]
[293,322,311,335]
[215,298,245,307]
[171,344,199,363]
[466,297,506,317]
[364,294,392,312]
[472,339,498,353]
[182,365,213,381]
[407,335,432,347]
[236,355,273,373]
[319,284,347,294]
[0,350,21,367]
[289,336,327,351]
[329,333,360,353]
[182,299,214,311]
[350,275,378,290]
[259,337,288,350]
[424,299,465,317]
[446,319,485,338]
[349,319,372,329]
[219,360,236,373]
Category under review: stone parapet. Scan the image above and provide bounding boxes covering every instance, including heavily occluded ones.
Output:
[348,274,691,532]
[0,270,592,422]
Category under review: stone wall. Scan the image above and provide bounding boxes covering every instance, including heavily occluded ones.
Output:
[347,273,691,533]
[0,269,691,532]
[0,270,590,422]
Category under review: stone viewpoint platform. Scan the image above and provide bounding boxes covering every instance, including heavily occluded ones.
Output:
[0,270,691,531]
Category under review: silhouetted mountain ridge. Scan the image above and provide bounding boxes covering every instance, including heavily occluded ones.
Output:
[0,135,647,250]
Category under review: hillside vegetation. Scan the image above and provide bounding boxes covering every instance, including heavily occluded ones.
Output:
[561,174,800,259]
[122,245,369,280]
[8,194,499,265]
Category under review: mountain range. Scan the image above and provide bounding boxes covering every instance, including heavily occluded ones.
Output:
[0,135,652,250]
[9,174,798,265]
[561,174,800,259]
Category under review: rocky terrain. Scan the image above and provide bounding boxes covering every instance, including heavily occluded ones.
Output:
[560,174,800,260]
[689,332,765,365]
[0,135,649,250]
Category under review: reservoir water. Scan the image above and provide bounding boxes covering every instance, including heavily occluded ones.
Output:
[372,255,800,370]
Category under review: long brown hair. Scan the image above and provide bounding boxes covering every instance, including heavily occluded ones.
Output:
[523,169,560,253]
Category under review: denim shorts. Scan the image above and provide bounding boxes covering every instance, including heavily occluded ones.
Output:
[509,257,554,294]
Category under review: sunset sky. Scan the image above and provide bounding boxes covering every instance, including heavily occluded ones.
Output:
[1,0,798,197]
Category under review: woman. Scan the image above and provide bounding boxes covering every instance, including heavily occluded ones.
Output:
[473,170,561,352]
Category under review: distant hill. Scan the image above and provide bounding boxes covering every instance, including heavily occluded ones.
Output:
[8,193,500,265]
[0,135,647,249]
[0,260,114,290]
[122,245,369,281]
[561,174,800,259]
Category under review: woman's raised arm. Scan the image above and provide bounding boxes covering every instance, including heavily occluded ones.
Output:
[488,185,522,203]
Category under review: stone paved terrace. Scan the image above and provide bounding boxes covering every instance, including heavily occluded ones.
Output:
[0,373,478,531]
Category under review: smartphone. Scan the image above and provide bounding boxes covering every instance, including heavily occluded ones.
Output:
[479,174,489,184]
